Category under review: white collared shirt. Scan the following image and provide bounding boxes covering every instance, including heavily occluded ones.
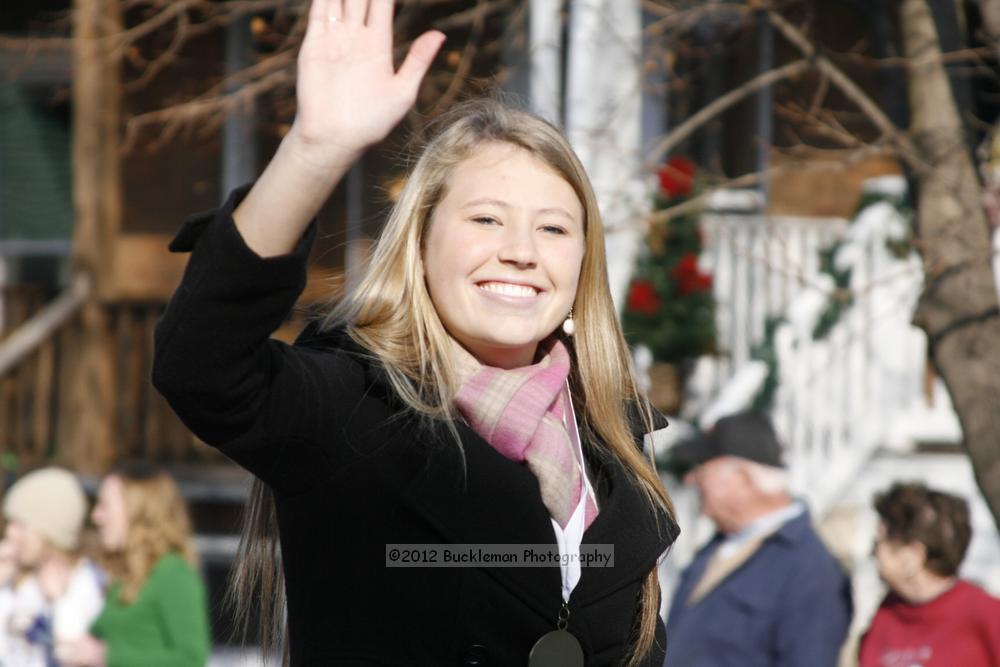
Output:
[549,383,599,603]
[715,500,805,561]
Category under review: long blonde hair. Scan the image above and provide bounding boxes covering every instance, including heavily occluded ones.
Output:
[103,466,197,603]
[233,97,675,665]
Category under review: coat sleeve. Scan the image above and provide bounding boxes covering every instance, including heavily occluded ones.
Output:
[151,184,367,493]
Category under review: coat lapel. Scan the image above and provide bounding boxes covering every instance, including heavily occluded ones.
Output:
[572,448,678,606]
[685,535,769,606]
[399,418,564,623]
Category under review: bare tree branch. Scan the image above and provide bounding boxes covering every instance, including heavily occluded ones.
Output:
[111,0,200,56]
[430,0,490,114]
[645,58,811,167]
[765,9,929,174]
[432,0,511,31]
[122,66,293,152]
[775,101,865,148]
[123,11,189,92]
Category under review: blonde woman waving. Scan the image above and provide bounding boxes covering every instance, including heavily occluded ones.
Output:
[152,1,679,665]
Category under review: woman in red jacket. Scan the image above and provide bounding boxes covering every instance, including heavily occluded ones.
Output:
[859,482,1000,667]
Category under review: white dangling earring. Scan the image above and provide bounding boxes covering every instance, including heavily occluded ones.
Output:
[562,308,575,336]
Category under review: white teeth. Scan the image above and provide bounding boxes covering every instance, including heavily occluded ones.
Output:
[479,282,538,297]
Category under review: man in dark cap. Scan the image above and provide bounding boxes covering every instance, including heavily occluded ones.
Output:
[663,410,852,667]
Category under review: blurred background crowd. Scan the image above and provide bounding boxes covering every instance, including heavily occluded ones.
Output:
[1,466,209,666]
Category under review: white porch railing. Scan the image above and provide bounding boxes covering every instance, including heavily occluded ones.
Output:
[692,210,847,406]
[692,177,929,518]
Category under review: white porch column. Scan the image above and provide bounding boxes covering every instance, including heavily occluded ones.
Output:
[529,0,564,124]
[565,0,645,312]
[222,17,257,194]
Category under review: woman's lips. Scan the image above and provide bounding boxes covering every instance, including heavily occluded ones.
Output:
[476,280,541,298]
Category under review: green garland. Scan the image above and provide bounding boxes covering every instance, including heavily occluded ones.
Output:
[750,315,785,413]
[747,185,914,413]
[812,244,853,340]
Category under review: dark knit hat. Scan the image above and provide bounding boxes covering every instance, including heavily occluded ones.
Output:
[668,410,785,471]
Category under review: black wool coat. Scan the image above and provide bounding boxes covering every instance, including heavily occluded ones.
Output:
[151,185,680,666]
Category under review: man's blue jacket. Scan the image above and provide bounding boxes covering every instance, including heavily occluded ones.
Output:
[664,510,853,667]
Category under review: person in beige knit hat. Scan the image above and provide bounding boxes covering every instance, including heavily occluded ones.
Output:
[1,468,104,667]
[3,467,88,555]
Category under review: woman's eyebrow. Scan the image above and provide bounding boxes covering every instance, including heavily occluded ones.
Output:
[460,197,577,221]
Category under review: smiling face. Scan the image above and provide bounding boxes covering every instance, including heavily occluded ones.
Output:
[422,142,585,369]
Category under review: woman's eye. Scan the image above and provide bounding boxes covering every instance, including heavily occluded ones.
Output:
[473,216,498,225]
[541,224,567,235]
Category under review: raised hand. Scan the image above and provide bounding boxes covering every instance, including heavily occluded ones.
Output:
[292,0,446,158]
[232,0,444,257]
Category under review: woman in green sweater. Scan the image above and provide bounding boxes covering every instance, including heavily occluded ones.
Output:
[56,466,210,667]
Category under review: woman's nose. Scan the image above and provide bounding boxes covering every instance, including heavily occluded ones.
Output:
[497,224,538,268]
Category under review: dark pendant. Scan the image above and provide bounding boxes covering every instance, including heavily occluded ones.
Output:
[528,629,584,667]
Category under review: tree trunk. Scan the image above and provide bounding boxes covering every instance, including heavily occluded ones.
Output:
[66,0,123,473]
[901,0,1000,531]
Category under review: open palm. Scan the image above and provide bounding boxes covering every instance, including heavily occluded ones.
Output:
[294,0,445,153]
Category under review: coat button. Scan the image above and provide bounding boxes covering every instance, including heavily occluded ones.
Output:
[461,644,489,665]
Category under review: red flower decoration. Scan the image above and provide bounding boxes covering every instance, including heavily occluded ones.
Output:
[671,252,713,296]
[627,280,660,314]
[658,156,696,198]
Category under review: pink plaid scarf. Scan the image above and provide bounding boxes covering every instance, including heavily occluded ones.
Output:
[453,337,598,530]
